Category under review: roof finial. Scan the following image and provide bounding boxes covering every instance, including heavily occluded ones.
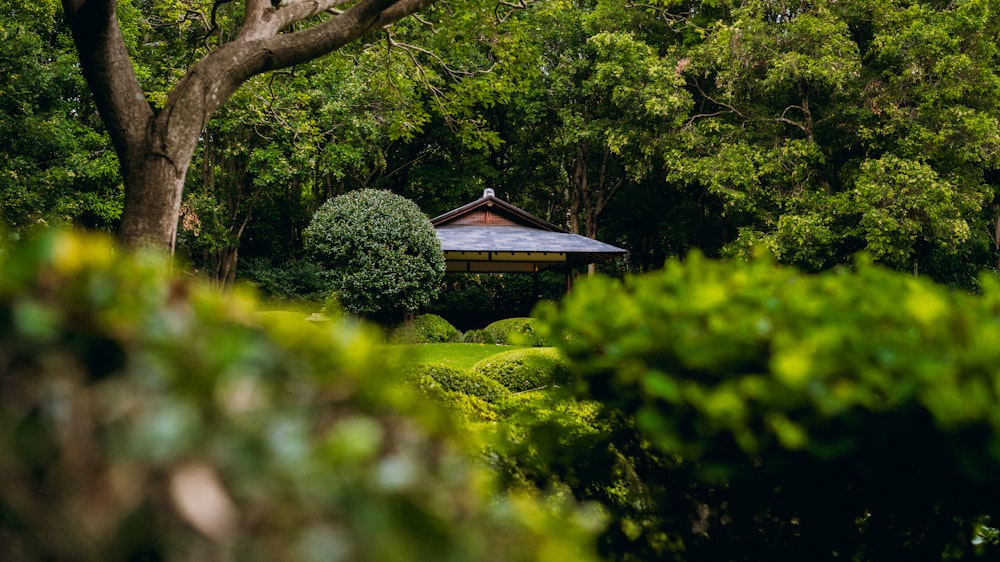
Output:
[483,188,495,199]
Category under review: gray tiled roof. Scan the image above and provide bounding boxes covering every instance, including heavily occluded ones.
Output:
[432,189,627,268]
[436,225,626,256]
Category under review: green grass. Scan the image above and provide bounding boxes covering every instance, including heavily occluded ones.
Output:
[394,343,530,371]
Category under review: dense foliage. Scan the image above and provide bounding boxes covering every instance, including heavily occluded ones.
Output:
[532,254,1000,560]
[408,363,512,405]
[238,257,329,303]
[472,348,569,393]
[388,313,463,344]
[12,0,1000,559]
[0,0,121,231]
[5,0,1000,287]
[303,189,445,318]
[464,317,550,346]
[0,230,598,562]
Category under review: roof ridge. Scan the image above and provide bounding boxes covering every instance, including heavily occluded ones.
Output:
[430,190,565,233]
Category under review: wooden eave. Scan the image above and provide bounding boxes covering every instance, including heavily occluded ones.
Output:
[430,190,563,232]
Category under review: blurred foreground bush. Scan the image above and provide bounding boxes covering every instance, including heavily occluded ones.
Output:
[0,230,598,562]
[535,253,1000,561]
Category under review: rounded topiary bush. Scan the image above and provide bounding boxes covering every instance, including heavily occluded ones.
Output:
[389,314,462,344]
[462,328,496,344]
[303,189,444,318]
[408,363,512,404]
[481,317,549,346]
[471,348,570,392]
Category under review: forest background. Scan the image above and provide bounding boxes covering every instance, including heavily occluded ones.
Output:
[3,0,1000,301]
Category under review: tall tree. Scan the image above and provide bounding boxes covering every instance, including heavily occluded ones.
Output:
[179,44,417,285]
[666,0,1000,282]
[502,0,690,243]
[62,0,439,250]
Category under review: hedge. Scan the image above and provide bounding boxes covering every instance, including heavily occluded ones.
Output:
[534,252,1000,560]
[303,189,444,317]
[472,348,570,393]
[0,229,598,562]
[388,314,462,344]
[407,363,512,405]
[474,317,550,346]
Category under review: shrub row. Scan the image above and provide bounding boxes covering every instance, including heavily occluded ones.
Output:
[392,315,550,346]
[471,348,571,393]
[534,252,1000,560]
[388,313,463,343]
[405,348,573,426]
[408,363,513,404]
[0,229,598,562]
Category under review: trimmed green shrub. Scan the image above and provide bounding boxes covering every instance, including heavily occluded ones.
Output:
[389,314,462,344]
[481,317,549,346]
[535,252,1000,560]
[462,328,496,344]
[472,348,570,392]
[303,189,445,318]
[410,378,504,423]
[436,391,503,423]
[0,229,599,562]
[408,363,512,404]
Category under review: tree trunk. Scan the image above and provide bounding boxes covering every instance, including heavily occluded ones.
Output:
[117,153,188,250]
[994,203,1000,271]
[215,246,240,289]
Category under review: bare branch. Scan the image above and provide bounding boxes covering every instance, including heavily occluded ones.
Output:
[775,103,813,141]
[203,0,234,48]
[385,30,449,117]
[387,36,495,80]
[685,79,748,128]
[411,13,438,30]
[624,0,705,34]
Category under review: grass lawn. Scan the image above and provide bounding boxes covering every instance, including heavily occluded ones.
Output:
[394,343,530,371]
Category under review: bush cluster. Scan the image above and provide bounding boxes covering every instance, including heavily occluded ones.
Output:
[472,348,570,392]
[467,317,549,346]
[386,315,549,346]
[461,327,496,344]
[408,363,512,405]
[388,313,462,344]
[0,229,597,562]
[535,252,1000,560]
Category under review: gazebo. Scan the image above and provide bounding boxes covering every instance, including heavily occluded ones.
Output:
[431,189,626,288]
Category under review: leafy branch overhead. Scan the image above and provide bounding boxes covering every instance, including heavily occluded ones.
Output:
[60,0,441,248]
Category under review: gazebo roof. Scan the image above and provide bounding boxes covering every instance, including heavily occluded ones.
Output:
[431,189,627,273]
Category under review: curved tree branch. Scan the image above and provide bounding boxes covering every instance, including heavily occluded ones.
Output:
[63,0,441,248]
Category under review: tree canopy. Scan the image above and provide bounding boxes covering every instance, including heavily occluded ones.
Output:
[60,0,440,249]
[4,0,1000,284]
